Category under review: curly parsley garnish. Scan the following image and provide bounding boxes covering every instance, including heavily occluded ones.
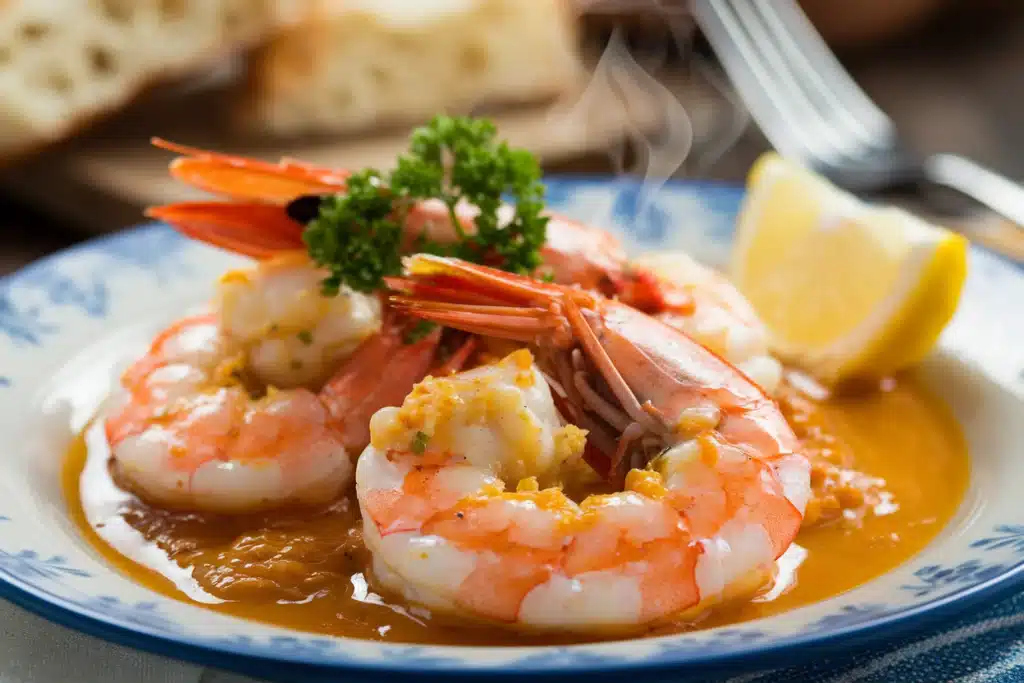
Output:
[302,115,549,295]
[303,170,404,296]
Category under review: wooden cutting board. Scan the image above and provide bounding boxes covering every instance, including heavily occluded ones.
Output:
[0,65,726,233]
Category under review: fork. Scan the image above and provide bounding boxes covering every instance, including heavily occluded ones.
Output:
[691,0,1024,228]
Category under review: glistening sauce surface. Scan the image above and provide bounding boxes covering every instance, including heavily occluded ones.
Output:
[65,374,969,644]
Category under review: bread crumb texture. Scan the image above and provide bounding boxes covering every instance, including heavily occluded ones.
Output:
[0,0,294,161]
[243,0,584,136]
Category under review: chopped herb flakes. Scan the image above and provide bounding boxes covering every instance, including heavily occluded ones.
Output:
[410,431,430,455]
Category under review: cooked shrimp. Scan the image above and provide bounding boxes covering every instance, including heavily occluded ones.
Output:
[144,140,682,314]
[148,147,782,393]
[357,348,807,632]
[633,251,782,393]
[389,255,805,484]
[103,315,350,512]
[356,256,810,631]
[104,309,457,513]
[215,251,382,389]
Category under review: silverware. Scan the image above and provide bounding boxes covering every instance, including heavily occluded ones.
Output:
[692,0,1024,228]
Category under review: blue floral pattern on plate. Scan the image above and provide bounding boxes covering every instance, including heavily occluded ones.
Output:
[972,525,1024,553]
[0,228,190,347]
[0,550,91,582]
[0,178,1023,682]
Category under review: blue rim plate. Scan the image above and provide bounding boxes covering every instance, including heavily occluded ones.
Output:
[1,177,1024,682]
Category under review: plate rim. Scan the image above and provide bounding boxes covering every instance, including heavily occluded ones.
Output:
[2,176,1023,680]
[1,545,1024,679]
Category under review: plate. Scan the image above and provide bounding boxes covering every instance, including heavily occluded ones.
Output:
[1,177,1024,682]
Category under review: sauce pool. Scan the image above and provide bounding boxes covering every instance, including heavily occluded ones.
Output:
[65,373,969,644]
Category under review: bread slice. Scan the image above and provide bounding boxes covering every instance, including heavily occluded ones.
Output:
[0,0,295,164]
[241,0,584,137]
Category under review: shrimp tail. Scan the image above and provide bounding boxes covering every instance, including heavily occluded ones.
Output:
[147,139,355,258]
[152,138,349,204]
[150,142,694,319]
[146,202,306,259]
[318,319,444,453]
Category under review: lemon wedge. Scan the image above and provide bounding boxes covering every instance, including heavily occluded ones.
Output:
[731,153,969,385]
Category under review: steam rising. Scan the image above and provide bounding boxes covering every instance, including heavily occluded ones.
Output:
[539,8,752,263]
[562,28,692,196]
[688,54,751,175]
[552,6,750,224]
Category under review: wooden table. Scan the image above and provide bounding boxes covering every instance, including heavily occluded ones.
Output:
[2,6,1023,277]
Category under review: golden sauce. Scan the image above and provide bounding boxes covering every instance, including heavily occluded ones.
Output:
[65,374,969,644]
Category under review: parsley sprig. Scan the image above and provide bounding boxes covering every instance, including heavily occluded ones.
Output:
[303,116,548,295]
[303,170,403,295]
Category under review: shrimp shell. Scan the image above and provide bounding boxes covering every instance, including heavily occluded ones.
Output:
[356,350,810,632]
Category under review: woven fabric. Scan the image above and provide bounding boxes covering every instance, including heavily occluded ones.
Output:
[5,593,1024,683]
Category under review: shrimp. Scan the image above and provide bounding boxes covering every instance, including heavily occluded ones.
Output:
[144,142,787,391]
[144,139,680,314]
[215,250,382,389]
[388,255,804,484]
[104,149,497,513]
[104,314,347,512]
[104,304,460,513]
[353,255,810,631]
[356,348,808,632]
[633,251,782,393]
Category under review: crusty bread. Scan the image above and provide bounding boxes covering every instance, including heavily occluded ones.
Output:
[241,0,584,137]
[0,0,295,164]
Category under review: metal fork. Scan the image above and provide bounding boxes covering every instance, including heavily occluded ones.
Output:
[692,0,1024,228]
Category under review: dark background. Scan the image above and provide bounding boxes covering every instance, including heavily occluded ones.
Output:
[3,1,1023,275]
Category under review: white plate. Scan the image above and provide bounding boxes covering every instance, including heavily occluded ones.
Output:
[1,177,1023,682]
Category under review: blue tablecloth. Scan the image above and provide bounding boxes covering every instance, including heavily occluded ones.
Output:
[703,592,1024,683]
[4,586,1023,683]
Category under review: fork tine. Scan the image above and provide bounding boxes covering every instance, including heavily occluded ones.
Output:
[695,0,850,166]
[725,0,864,161]
[747,4,878,147]
[692,0,809,160]
[768,0,894,140]
[748,1,895,151]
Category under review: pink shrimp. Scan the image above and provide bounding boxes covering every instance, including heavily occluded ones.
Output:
[144,141,785,392]
[143,139,681,314]
[350,256,809,632]
[104,309,463,514]
[634,251,782,392]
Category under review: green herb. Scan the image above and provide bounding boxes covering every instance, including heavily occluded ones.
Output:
[296,330,314,345]
[303,170,404,295]
[403,320,437,344]
[302,115,548,295]
[391,116,549,274]
[410,431,430,455]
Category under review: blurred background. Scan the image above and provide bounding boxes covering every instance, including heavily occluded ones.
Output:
[1,0,1022,273]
